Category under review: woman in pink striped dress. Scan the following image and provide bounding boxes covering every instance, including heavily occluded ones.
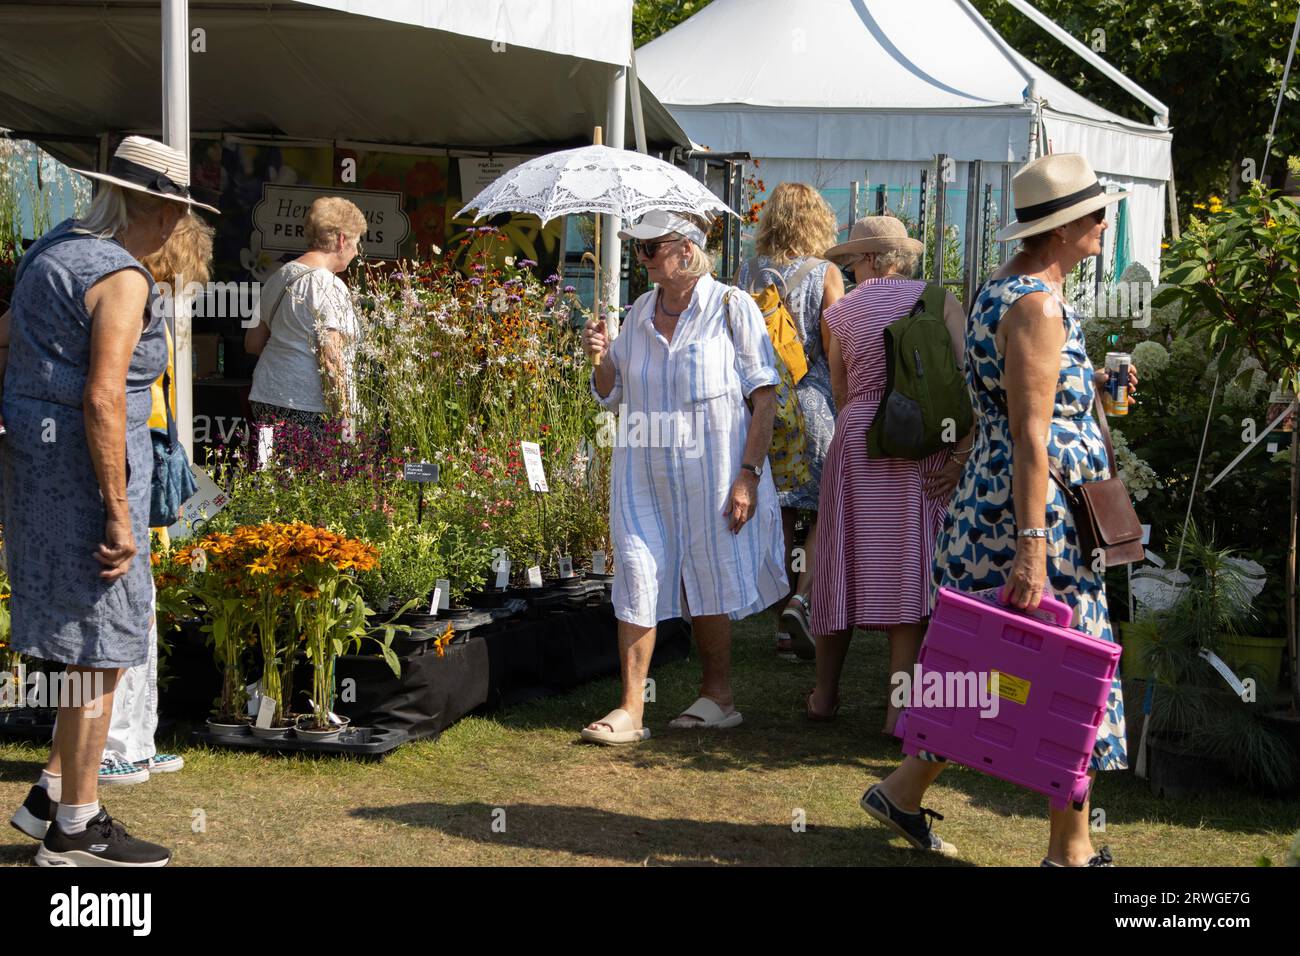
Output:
[808,218,970,733]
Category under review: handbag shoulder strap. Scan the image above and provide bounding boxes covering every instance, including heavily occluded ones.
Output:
[262,265,316,330]
[969,364,1114,490]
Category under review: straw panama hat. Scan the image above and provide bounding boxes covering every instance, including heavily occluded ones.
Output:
[996,153,1125,242]
[73,135,220,215]
[824,216,923,265]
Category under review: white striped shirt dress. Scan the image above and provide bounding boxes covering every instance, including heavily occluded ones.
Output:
[592,273,790,629]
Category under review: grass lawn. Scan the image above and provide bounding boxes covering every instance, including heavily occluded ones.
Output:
[1,616,1295,866]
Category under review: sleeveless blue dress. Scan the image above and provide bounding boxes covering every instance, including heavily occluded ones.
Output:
[1,220,166,669]
[931,275,1127,771]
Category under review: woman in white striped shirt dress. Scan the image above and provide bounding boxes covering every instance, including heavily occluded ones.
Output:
[579,211,789,745]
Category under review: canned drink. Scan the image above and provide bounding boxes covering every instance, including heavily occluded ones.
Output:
[1103,352,1130,416]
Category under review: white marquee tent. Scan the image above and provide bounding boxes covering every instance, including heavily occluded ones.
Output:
[637,0,1174,277]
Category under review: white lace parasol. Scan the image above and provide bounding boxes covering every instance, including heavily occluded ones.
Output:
[456,145,736,225]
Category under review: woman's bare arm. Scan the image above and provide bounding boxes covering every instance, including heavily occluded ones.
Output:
[84,269,150,581]
[318,328,351,420]
[828,333,847,412]
[820,266,845,355]
[1001,291,1067,607]
[244,319,271,356]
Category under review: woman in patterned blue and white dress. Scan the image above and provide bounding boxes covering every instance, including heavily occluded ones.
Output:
[578,210,788,745]
[860,154,1139,866]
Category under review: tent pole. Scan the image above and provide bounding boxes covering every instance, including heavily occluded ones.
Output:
[999,0,1169,124]
[603,65,626,337]
[162,0,193,458]
[628,46,649,155]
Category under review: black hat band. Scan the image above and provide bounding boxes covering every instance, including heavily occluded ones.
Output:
[107,155,191,200]
[1014,181,1104,223]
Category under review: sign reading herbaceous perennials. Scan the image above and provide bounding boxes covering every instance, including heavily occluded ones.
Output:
[253,184,411,259]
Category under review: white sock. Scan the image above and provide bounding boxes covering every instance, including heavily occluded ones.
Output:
[55,801,100,836]
[38,770,62,803]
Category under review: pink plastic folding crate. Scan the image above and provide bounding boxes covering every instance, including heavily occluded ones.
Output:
[893,586,1122,809]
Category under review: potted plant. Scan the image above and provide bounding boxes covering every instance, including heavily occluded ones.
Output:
[1140,524,1297,796]
[182,534,254,736]
[283,523,401,739]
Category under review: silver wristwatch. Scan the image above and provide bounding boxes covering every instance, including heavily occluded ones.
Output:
[741,462,763,478]
[1017,528,1049,539]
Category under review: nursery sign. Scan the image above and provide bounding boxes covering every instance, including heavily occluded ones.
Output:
[252,184,411,259]
[403,461,440,483]
[520,441,548,492]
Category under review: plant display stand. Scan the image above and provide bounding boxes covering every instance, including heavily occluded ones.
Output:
[191,724,411,759]
[0,707,56,742]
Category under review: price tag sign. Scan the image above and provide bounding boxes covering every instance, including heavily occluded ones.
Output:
[526,565,543,588]
[428,587,441,616]
[435,579,451,610]
[255,424,275,470]
[254,695,277,729]
[166,466,230,541]
[403,461,440,483]
[1139,524,1152,546]
[520,441,549,492]
[494,558,511,590]
[592,550,607,575]
[558,555,573,579]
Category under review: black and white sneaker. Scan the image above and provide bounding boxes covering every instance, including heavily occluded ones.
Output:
[10,785,58,841]
[860,784,958,857]
[35,809,171,867]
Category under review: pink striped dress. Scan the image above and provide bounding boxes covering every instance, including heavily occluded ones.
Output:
[810,278,952,635]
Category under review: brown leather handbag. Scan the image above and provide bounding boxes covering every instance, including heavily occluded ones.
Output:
[979,376,1144,569]
[1048,396,1145,568]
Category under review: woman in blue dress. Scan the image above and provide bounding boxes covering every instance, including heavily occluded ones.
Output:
[859,154,1139,866]
[2,136,217,867]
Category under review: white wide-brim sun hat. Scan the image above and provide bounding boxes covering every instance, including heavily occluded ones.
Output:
[996,153,1126,242]
[72,135,220,215]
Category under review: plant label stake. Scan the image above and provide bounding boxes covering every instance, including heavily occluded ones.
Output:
[559,555,573,579]
[403,461,440,525]
[593,550,607,575]
[520,441,549,492]
[527,565,543,588]
[493,554,511,591]
[521,440,550,571]
[429,587,441,616]
[435,579,451,610]
[254,694,276,729]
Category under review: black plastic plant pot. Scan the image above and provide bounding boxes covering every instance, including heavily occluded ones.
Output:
[395,610,442,630]
[466,589,509,610]
[444,606,474,621]
[205,717,250,738]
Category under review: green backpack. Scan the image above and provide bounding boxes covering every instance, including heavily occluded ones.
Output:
[865,283,972,460]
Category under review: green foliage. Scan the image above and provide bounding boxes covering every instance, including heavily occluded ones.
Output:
[970,0,1300,218]
[1154,183,1300,393]
[633,0,712,47]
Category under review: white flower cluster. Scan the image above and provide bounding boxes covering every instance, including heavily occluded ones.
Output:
[1110,426,1162,502]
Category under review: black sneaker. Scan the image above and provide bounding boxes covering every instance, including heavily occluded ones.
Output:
[35,809,171,867]
[1041,846,1115,867]
[860,784,958,857]
[10,785,57,841]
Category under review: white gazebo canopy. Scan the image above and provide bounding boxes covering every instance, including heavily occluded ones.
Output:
[637,0,1173,274]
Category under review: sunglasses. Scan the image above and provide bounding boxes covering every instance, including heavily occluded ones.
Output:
[633,238,677,259]
[1088,208,1106,225]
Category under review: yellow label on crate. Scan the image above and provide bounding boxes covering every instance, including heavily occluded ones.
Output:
[988,670,1031,706]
